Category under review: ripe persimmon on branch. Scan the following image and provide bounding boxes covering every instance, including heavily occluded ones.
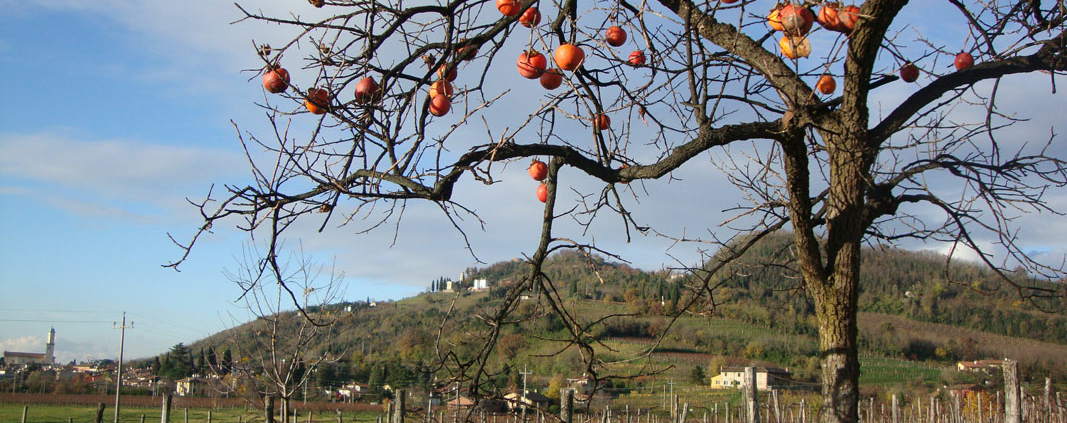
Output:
[169,0,1067,422]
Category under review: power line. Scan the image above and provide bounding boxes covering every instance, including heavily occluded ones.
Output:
[0,318,112,323]
[0,308,118,313]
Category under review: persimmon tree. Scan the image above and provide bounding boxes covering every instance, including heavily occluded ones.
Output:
[170,0,1067,422]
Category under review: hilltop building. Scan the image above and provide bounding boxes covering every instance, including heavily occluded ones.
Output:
[3,327,56,366]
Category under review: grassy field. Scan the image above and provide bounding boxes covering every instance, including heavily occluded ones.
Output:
[0,403,381,423]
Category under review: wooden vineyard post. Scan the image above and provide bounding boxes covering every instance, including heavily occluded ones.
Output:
[1047,377,1053,423]
[265,395,276,423]
[95,403,107,423]
[1004,360,1021,423]
[161,394,172,423]
[561,389,574,423]
[772,390,781,423]
[396,390,407,423]
[743,367,758,423]
[978,393,983,423]
[1058,392,1064,423]
[891,394,899,423]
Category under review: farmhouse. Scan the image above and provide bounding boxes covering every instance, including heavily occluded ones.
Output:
[957,359,1004,373]
[504,390,551,411]
[175,376,224,397]
[710,366,792,390]
[335,382,369,401]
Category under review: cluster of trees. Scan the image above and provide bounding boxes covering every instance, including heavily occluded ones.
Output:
[144,343,233,381]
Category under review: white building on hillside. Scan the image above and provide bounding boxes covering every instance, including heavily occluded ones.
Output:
[710,366,792,390]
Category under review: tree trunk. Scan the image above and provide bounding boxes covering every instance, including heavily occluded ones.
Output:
[814,288,860,423]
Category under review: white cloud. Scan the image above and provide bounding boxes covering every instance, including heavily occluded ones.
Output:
[0,131,244,220]
[0,335,42,354]
[55,337,115,364]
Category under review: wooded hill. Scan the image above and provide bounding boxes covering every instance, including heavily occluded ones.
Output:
[151,234,1066,397]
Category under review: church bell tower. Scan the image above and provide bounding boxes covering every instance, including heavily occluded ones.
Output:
[45,327,55,365]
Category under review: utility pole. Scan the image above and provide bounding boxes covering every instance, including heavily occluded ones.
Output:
[667,378,675,420]
[520,365,533,422]
[114,312,134,423]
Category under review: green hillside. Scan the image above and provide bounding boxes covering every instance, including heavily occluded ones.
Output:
[139,236,1066,401]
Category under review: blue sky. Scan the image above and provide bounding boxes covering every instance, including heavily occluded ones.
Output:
[2,1,1065,364]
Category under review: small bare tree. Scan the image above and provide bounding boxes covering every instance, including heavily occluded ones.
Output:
[214,244,344,423]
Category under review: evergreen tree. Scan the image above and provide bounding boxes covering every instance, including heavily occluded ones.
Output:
[160,343,193,380]
[207,348,218,370]
[689,365,706,385]
[158,356,172,379]
[194,348,205,376]
[222,348,232,375]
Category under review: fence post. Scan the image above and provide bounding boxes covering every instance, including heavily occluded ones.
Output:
[771,390,781,423]
[561,389,574,423]
[21,406,28,423]
[395,389,407,423]
[891,394,898,423]
[743,367,758,423]
[161,394,172,423]
[1046,377,1053,423]
[978,392,983,423]
[96,403,107,423]
[338,410,344,423]
[266,395,276,423]
[1004,360,1021,423]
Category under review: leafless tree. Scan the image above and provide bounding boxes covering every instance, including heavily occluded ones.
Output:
[213,244,344,423]
[169,0,1067,422]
